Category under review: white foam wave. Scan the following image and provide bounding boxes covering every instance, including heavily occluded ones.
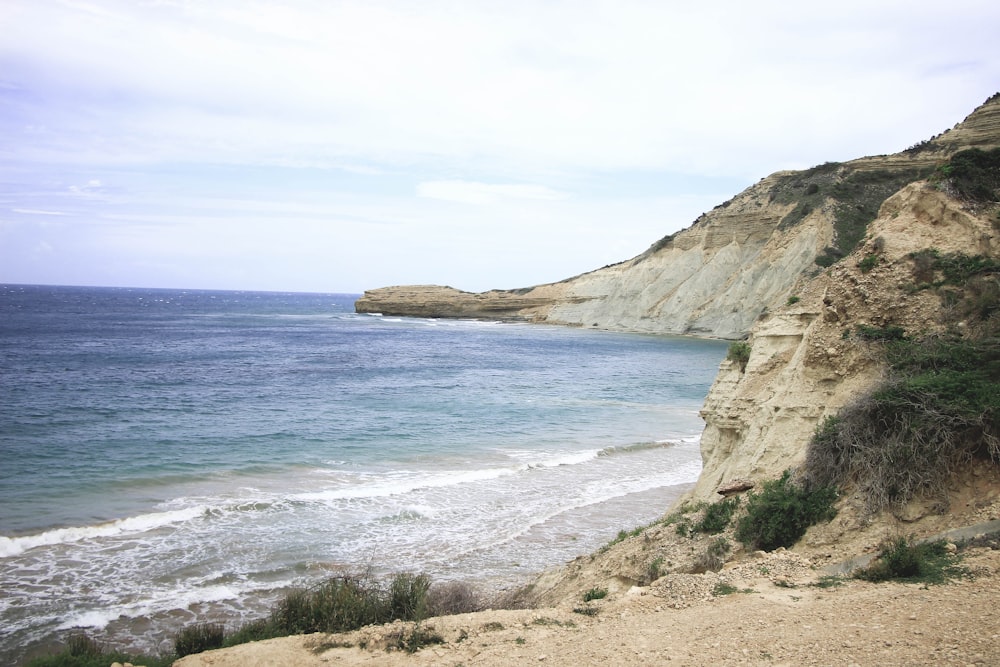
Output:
[0,506,207,558]
[292,467,517,503]
[527,449,601,468]
[56,583,243,631]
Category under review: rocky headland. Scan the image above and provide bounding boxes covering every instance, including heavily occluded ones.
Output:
[356,94,1000,340]
[173,94,1000,666]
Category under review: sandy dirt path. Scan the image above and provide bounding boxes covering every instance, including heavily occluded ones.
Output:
[174,546,1000,667]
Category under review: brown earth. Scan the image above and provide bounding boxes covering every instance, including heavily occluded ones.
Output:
[173,545,1000,667]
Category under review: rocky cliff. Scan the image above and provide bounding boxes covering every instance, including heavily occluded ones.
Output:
[356,94,1000,339]
[522,176,1000,606]
[691,180,1000,503]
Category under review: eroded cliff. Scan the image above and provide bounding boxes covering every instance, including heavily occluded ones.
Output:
[356,94,1000,339]
[691,181,1000,503]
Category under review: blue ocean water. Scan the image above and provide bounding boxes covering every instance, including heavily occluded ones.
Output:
[0,284,726,662]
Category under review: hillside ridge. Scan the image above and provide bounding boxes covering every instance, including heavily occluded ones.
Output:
[356,93,1000,339]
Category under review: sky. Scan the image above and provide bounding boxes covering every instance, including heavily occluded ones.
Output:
[1,1,998,295]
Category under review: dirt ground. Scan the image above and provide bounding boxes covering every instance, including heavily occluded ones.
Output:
[173,544,1000,667]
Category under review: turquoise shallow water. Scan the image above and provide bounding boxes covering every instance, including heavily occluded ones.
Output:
[0,284,726,662]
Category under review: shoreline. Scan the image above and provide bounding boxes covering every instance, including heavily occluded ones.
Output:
[174,528,1000,667]
[6,476,699,666]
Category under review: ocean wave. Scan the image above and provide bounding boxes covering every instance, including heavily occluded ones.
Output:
[525,449,602,468]
[0,506,208,558]
[55,583,244,632]
[291,466,519,503]
[597,440,677,457]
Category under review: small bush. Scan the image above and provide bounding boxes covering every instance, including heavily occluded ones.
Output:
[944,148,1000,204]
[727,341,751,370]
[693,537,732,573]
[853,324,907,341]
[175,623,224,658]
[223,618,275,647]
[388,572,431,621]
[711,582,739,596]
[582,587,607,602]
[786,295,801,306]
[695,497,740,534]
[27,633,174,667]
[910,249,939,285]
[803,335,1000,513]
[734,470,838,551]
[812,575,845,589]
[646,556,665,582]
[66,634,101,658]
[854,537,965,584]
[226,571,433,648]
[425,580,482,617]
[858,254,879,273]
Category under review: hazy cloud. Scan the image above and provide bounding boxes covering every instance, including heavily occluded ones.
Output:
[1,0,998,292]
[417,181,568,205]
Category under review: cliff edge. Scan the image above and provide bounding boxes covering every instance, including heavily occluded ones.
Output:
[356,94,1000,339]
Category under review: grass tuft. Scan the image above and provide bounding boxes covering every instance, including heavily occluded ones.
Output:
[854,537,965,584]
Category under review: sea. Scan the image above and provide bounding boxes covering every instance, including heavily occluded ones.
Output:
[0,284,727,663]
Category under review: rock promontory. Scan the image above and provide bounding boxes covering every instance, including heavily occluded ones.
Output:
[356,94,1000,339]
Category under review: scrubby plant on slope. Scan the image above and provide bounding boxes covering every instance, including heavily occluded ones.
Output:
[934,147,1000,206]
[804,336,1000,513]
[727,341,751,371]
[804,249,1000,514]
[733,470,838,552]
[854,537,965,584]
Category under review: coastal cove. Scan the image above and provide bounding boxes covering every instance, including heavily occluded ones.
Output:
[0,285,727,664]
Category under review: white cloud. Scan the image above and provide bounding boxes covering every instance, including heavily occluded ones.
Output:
[12,208,69,216]
[417,181,568,205]
[5,0,998,177]
[1,0,998,292]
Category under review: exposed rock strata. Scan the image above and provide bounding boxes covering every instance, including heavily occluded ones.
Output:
[356,94,1000,340]
[691,182,1000,503]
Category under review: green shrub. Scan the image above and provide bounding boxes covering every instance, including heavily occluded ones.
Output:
[858,254,879,273]
[854,537,965,584]
[727,341,751,369]
[174,623,224,658]
[224,571,433,649]
[695,497,740,534]
[786,295,801,306]
[803,336,1000,513]
[711,582,740,596]
[223,618,275,647]
[26,633,174,667]
[734,471,838,551]
[388,572,431,621]
[944,148,1000,204]
[853,324,907,341]
[582,587,607,602]
[646,556,665,582]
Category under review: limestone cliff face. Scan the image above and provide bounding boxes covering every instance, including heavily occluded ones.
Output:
[356,173,828,338]
[537,174,827,337]
[690,182,1000,502]
[356,94,1000,339]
